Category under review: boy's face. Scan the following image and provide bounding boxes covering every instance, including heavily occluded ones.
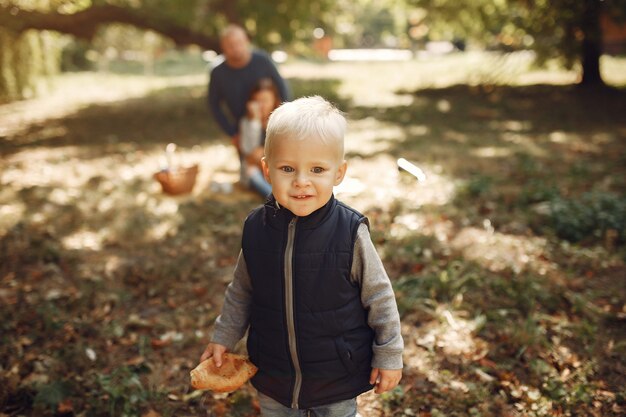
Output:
[262,135,347,217]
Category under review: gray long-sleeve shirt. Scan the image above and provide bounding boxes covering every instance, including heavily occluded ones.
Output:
[211,223,404,370]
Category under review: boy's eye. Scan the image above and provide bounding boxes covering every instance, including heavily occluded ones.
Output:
[280,166,294,173]
[311,167,325,174]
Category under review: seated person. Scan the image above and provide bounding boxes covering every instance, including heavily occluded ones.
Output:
[238,78,281,198]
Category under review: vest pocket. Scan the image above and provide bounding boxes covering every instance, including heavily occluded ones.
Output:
[334,336,357,373]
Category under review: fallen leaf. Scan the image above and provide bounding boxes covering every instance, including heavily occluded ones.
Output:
[479,357,498,369]
[151,338,171,348]
[192,286,207,297]
[58,399,73,414]
[124,355,146,366]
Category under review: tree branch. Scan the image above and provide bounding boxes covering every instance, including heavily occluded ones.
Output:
[0,4,220,50]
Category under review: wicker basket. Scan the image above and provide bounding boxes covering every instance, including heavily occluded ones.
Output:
[154,164,199,195]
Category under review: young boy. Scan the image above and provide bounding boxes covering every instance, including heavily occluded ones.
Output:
[201,96,403,416]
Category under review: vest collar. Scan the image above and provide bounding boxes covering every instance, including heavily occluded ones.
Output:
[264,194,337,230]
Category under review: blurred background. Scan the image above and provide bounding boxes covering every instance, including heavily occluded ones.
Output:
[1,1,625,417]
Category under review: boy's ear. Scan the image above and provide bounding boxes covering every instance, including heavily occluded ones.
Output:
[334,160,347,186]
[261,157,271,183]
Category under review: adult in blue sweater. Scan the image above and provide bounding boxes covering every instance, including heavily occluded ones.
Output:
[208,24,290,145]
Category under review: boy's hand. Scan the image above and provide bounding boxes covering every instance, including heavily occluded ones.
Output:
[370,368,402,394]
[200,343,228,367]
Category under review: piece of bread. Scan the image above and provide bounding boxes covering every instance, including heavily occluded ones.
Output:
[190,353,258,393]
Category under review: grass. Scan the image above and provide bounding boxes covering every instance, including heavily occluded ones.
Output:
[1,51,625,416]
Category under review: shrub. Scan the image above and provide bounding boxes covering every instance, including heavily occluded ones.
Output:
[548,191,626,244]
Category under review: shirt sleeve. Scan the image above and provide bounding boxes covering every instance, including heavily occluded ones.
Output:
[351,223,404,370]
[208,68,238,137]
[210,250,253,350]
[239,118,263,156]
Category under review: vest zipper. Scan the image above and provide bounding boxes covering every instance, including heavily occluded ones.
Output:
[284,217,302,409]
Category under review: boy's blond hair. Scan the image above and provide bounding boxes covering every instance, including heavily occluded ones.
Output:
[264,96,346,161]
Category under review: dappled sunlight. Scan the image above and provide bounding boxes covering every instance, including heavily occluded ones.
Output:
[451,227,550,274]
[340,154,458,213]
[1,56,625,417]
[2,146,85,187]
[62,229,105,251]
[549,131,604,155]
[500,132,548,157]
[345,116,407,156]
[407,124,431,137]
[489,119,533,132]
[442,129,468,144]
[402,307,490,395]
[0,201,26,233]
[471,146,514,158]
[334,176,367,197]
[342,114,458,211]
[413,309,488,361]
[389,212,454,243]
[1,140,245,248]
[0,73,206,139]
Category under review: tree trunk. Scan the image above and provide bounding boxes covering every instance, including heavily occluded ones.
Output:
[579,0,605,86]
[0,28,60,102]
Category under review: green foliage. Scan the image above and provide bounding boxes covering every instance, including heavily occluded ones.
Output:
[394,261,480,315]
[407,0,512,44]
[289,77,346,107]
[34,381,73,412]
[548,191,626,244]
[97,366,155,417]
[60,38,94,71]
[408,0,626,84]
[227,391,256,417]
[331,0,409,48]
[539,361,598,409]
[518,180,559,205]
[459,174,493,199]
[380,386,406,415]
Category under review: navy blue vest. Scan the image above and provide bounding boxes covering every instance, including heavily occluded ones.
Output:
[242,195,375,409]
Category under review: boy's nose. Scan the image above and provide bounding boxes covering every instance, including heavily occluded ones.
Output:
[294,172,310,187]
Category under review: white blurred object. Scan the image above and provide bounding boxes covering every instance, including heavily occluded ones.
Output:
[210,181,233,194]
[271,50,288,63]
[165,142,177,170]
[397,158,427,182]
[328,49,413,62]
[85,348,97,361]
[202,50,218,62]
[425,41,455,55]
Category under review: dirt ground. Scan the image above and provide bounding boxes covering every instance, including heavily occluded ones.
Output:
[1,56,625,416]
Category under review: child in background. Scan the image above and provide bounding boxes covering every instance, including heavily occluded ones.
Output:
[201,96,403,416]
[238,78,281,198]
